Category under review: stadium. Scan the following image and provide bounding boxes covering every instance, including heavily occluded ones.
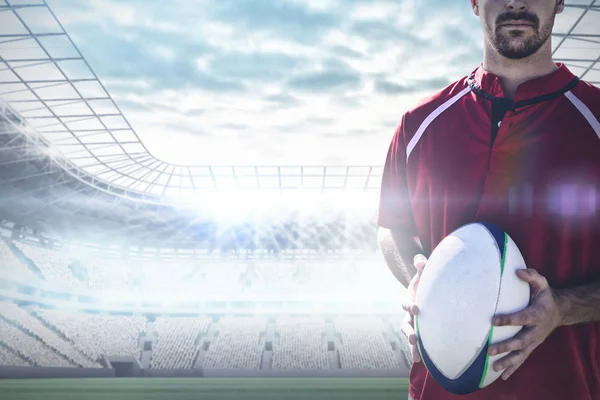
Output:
[0,1,598,399]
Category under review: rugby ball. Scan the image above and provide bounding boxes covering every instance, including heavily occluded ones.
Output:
[414,222,530,395]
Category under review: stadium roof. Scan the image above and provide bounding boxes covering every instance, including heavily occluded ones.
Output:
[0,0,599,198]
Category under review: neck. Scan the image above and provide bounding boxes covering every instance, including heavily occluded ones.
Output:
[482,43,557,99]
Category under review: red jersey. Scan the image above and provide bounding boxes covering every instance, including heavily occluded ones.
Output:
[378,63,600,400]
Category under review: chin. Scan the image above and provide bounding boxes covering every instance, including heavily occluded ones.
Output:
[498,47,540,60]
[501,31,533,40]
[506,43,532,54]
[493,35,542,59]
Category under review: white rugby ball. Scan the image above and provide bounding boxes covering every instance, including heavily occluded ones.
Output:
[414,222,530,395]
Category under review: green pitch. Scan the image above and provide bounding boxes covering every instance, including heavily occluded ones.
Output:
[0,377,409,400]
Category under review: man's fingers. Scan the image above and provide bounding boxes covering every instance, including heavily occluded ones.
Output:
[400,307,421,363]
[492,344,533,374]
[493,305,542,327]
[401,317,414,336]
[493,348,525,373]
[414,254,427,272]
[516,268,549,291]
[401,253,426,366]
[401,317,416,345]
[402,303,419,315]
[412,343,421,363]
[488,327,533,356]
[402,318,421,363]
[501,365,519,381]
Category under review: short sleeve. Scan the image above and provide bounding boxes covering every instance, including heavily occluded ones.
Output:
[377,114,417,232]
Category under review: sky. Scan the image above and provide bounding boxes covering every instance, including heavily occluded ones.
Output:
[44,0,487,166]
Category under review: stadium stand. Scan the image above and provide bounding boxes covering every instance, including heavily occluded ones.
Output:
[0,302,98,368]
[388,317,413,368]
[131,261,198,295]
[272,317,329,370]
[302,263,351,295]
[335,318,399,369]
[3,240,402,304]
[203,317,267,369]
[82,258,135,291]
[8,242,253,297]
[0,239,41,281]
[245,262,298,295]
[15,242,85,290]
[0,344,30,367]
[0,300,412,374]
[150,317,211,369]
[0,242,410,374]
[195,263,246,297]
[35,309,146,363]
[0,318,72,367]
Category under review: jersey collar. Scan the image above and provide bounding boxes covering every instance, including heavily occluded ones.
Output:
[469,63,579,106]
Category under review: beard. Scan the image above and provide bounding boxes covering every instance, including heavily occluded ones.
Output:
[487,10,554,60]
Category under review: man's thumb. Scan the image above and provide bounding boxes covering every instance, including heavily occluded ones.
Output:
[414,254,427,273]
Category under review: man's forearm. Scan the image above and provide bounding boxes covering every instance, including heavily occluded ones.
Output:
[556,281,600,326]
[377,227,424,288]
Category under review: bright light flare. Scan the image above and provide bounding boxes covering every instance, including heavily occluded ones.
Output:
[173,188,379,222]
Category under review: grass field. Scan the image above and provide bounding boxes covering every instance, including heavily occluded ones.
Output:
[0,377,410,400]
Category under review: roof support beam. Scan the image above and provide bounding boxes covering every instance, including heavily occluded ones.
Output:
[0,79,96,84]
[553,33,600,38]
[0,33,65,38]
[1,57,83,63]
[563,4,600,10]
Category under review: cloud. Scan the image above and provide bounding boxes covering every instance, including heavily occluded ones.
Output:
[183,108,207,117]
[41,0,484,167]
[263,93,302,108]
[218,123,253,131]
[349,20,422,47]
[209,0,340,43]
[374,80,409,95]
[288,69,362,92]
[373,76,453,95]
[62,23,246,94]
[208,51,308,83]
[328,44,367,59]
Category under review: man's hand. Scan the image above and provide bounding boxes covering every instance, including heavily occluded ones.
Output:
[488,269,563,381]
[401,254,427,363]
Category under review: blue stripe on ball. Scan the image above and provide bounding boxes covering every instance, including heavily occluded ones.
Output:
[478,222,505,259]
[417,325,491,395]
[415,221,506,395]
